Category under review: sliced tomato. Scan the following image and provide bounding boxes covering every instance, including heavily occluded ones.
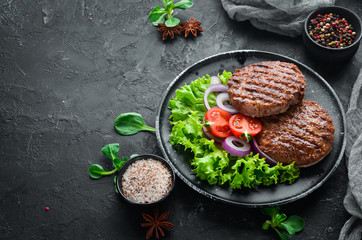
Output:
[204,108,232,138]
[229,114,262,139]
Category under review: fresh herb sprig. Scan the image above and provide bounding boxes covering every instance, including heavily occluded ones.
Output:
[114,112,156,136]
[149,0,194,27]
[89,143,128,179]
[240,132,252,142]
[262,206,305,240]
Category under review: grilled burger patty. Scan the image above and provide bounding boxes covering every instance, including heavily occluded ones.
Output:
[256,100,335,167]
[227,61,306,117]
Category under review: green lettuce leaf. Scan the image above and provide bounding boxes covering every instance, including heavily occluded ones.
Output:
[169,74,218,121]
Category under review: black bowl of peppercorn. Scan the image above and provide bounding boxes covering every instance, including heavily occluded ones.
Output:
[303,6,361,63]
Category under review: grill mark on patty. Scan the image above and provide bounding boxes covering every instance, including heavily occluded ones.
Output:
[257,100,335,167]
[261,108,334,147]
[231,76,301,103]
[248,67,305,86]
[241,75,298,95]
[252,62,301,78]
[232,89,284,104]
[228,61,306,117]
[237,83,289,102]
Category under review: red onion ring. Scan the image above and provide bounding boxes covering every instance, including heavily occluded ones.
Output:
[216,92,238,114]
[251,137,278,165]
[203,84,228,110]
[210,76,222,85]
[222,136,251,157]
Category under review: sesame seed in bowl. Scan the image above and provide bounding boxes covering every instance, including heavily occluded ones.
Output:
[116,154,175,205]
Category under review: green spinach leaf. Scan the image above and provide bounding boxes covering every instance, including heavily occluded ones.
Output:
[101,143,120,161]
[114,112,156,135]
[173,0,193,10]
[165,14,180,27]
[148,0,194,27]
[89,143,128,179]
[261,207,304,239]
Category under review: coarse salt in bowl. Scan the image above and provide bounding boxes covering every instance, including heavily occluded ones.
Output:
[116,154,175,205]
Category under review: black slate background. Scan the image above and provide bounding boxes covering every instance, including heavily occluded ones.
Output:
[1,0,361,239]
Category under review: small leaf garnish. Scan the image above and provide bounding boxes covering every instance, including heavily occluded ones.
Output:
[89,143,128,179]
[114,112,156,136]
[261,207,305,239]
[148,0,194,27]
[240,132,252,142]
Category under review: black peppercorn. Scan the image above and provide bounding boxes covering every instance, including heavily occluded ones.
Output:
[308,12,356,48]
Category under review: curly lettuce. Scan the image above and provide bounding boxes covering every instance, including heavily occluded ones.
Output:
[169,71,300,189]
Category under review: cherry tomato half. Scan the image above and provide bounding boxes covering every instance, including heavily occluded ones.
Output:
[229,114,262,138]
[205,108,232,138]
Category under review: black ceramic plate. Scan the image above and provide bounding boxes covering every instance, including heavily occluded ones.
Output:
[155,50,346,207]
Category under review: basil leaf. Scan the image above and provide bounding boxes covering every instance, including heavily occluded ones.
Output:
[101,143,120,161]
[114,112,156,135]
[149,6,167,22]
[282,215,305,233]
[173,0,193,10]
[165,14,180,27]
[89,164,106,179]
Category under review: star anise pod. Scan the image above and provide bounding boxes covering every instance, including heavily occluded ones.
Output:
[180,18,204,37]
[157,23,181,40]
[141,209,175,239]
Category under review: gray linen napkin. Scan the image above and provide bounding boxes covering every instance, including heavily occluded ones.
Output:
[339,69,362,240]
[220,0,335,37]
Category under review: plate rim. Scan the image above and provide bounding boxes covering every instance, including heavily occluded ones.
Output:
[155,49,347,207]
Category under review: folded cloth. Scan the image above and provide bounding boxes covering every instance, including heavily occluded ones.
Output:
[220,0,335,37]
[339,69,362,240]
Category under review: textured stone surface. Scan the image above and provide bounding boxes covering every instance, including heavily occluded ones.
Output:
[0,0,361,239]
